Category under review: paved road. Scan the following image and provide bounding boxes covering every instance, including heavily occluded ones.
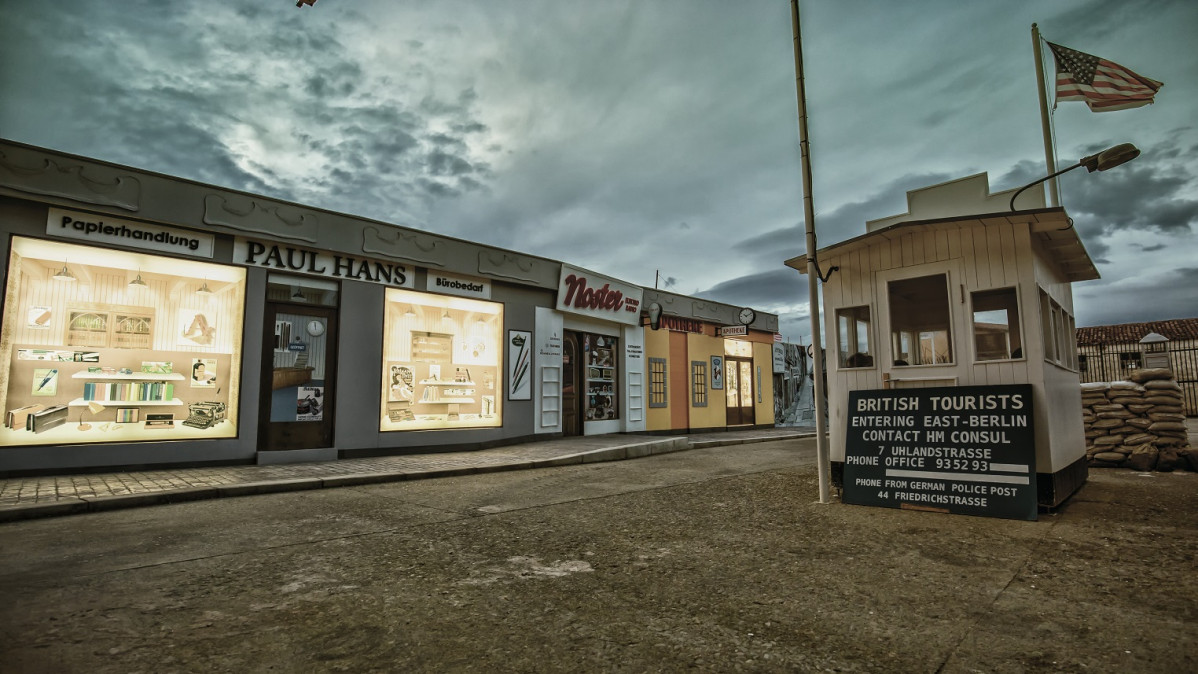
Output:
[2,437,1195,673]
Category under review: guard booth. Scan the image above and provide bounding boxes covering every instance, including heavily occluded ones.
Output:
[785,174,1096,509]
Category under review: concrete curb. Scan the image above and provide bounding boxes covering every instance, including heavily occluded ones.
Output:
[0,431,816,523]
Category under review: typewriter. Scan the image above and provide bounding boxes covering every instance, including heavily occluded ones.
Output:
[182,401,227,429]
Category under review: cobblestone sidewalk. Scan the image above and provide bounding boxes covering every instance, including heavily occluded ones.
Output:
[0,428,813,522]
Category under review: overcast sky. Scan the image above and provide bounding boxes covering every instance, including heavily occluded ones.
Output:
[2,0,1194,343]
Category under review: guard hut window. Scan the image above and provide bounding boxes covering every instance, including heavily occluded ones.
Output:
[836,306,873,368]
[971,288,1022,361]
[888,274,953,366]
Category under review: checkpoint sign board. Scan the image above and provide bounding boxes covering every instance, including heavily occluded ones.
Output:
[844,384,1037,521]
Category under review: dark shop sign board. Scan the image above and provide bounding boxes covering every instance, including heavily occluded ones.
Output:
[844,384,1037,521]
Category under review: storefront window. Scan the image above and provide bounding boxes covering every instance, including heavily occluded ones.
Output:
[0,237,245,445]
[381,288,503,430]
[583,333,618,421]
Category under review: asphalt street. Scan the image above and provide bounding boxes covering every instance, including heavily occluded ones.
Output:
[1,436,1194,673]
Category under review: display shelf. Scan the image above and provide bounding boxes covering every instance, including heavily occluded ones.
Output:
[72,372,185,380]
[415,398,475,405]
[69,398,183,407]
[419,380,476,386]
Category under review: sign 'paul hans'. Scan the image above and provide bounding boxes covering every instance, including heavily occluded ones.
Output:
[233,239,416,289]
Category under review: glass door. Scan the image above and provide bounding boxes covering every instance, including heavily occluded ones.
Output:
[725,356,755,426]
[259,301,338,451]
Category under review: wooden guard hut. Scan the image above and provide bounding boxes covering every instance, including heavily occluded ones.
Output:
[785,174,1098,508]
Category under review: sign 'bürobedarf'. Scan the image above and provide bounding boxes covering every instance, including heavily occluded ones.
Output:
[843,384,1037,521]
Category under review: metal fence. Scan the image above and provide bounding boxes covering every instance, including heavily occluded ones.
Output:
[1078,344,1197,416]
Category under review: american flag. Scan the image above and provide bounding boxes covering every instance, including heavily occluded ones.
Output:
[1047,41,1163,112]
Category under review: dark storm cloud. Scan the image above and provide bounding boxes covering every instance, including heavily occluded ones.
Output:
[1057,139,1198,261]
[732,171,959,265]
[697,269,806,310]
[1075,267,1198,326]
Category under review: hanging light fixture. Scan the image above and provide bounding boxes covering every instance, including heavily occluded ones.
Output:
[52,265,76,282]
[291,286,306,300]
[441,308,452,322]
[128,273,148,288]
[403,306,416,317]
[196,281,213,295]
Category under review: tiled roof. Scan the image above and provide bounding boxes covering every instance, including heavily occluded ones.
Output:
[1075,317,1198,346]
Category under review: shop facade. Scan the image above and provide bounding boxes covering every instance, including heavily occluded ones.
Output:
[0,140,778,474]
[639,289,779,433]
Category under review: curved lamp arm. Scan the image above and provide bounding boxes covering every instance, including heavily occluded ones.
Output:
[1009,142,1140,211]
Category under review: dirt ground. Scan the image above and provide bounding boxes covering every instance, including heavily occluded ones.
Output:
[0,441,1195,672]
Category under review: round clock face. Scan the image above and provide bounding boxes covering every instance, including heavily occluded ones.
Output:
[739,308,756,325]
[306,320,325,337]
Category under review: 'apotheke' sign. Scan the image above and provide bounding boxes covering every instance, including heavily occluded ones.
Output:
[556,265,642,326]
[233,238,416,289]
[49,208,214,258]
[426,271,490,299]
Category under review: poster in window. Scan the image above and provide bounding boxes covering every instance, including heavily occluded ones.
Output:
[32,368,59,396]
[191,358,217,388]
[297,386,324,421]
[711,356,724,390]
[180,309,217,346]
[508,330,531,401]
[389,364,414,402]
[27,306,52,329]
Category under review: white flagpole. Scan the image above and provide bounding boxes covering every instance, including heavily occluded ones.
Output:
[790,0,831,504]
[1032,23,1060,207]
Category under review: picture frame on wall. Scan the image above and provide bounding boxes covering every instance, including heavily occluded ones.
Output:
[507,330,531,401]
[711,355,724,390]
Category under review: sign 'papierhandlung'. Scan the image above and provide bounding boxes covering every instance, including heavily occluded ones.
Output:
[843,384,1037,521]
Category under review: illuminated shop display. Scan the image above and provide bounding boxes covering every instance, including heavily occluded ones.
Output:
[0,237,246,445]
[582,332,619,421]
[381,288,503,430]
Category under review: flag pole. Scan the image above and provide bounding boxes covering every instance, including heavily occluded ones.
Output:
[790,0,831,505]
[1032,23,1060,207]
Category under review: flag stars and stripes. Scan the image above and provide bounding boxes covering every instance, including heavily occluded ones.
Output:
[1047,40,1163,113]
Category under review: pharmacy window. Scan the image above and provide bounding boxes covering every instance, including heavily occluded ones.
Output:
[836,306,873,368]
[649,358,667,408]
[888,274,953,366]
[380,289,502,431]
[691,360,708,407]
[971,288,1022,361]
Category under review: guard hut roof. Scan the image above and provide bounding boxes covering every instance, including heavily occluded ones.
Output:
[784,173,1099,283]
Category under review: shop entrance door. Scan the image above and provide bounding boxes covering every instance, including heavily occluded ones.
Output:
[562,332,582,436]
[259,302,338,450]
[725,356,755,426]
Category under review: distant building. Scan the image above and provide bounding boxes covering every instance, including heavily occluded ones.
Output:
[1076,318,1198,415]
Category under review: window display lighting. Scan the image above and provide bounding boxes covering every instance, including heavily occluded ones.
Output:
[128,273,148,288]
[195,281,213,295]
[52,265,76,282]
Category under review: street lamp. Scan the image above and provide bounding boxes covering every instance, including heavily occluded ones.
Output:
[1009,143,1140,211]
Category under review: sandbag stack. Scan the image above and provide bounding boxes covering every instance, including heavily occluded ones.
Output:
[1081,368,1194,471]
